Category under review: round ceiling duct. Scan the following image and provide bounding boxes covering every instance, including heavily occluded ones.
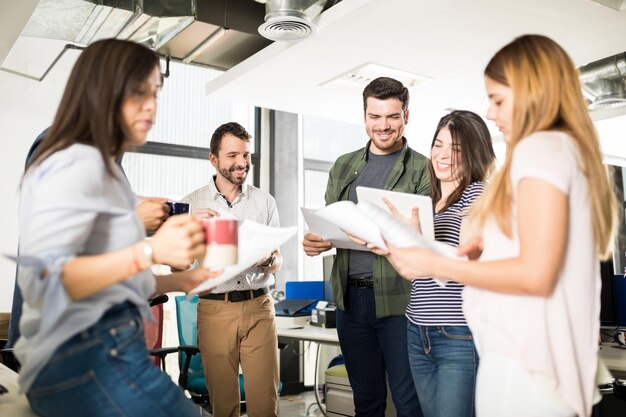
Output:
[579,52,626,111]
[258,0,327,41]
[258,14,316,41]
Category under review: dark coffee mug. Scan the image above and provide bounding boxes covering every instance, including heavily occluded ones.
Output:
[166,201,190,216]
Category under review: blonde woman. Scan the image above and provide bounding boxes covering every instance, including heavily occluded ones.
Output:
[381,35,617,417]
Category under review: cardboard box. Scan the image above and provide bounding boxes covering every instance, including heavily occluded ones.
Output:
[311,307,336,328]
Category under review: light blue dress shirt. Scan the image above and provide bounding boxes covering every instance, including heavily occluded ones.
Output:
[15,144,155,393]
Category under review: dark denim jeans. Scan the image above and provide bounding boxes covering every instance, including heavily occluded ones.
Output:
[336,286,422,417]
[26,303,201,417]
[407,323,478,417]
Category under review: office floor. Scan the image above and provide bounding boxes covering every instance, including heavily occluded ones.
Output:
[198,390,324,416]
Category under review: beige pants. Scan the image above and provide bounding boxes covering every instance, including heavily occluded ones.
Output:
[197,293,279,417]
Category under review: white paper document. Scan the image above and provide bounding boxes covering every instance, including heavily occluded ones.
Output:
[189,221,298,295]
[356,186,435,241]
[301,202,386,251]
[302,198,466,287]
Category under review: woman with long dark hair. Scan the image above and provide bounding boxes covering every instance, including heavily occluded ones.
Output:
[404,110,495,417]
[15,39,217,416]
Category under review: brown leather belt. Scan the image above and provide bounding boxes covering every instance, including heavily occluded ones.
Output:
[200,287,269,302]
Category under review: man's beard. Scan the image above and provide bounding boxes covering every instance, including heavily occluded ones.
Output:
[219,164,249,185]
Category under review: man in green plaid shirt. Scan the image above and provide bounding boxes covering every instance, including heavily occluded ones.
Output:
[303,77,429,417]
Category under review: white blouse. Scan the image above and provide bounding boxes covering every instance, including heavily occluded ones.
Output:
[463,131,600,417]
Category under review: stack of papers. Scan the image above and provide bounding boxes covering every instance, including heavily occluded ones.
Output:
[302,200,462,260]
[301,187,467,287]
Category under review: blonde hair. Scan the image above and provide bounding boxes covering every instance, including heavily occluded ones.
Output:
[473,34,617,259]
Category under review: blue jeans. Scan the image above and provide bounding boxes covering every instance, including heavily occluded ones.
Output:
[336,286,422,417]
[26,302,201,417]
[407,323,478,417]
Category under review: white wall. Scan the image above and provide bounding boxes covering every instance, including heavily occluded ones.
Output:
[0,41,79,311]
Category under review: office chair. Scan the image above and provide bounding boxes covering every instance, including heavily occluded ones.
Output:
[144,294,168,369]
[174,295,210,402]
[0,312,20,373]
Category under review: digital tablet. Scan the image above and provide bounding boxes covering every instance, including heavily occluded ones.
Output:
[356,186,434,241]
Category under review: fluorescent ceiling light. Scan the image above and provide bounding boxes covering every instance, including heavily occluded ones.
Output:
[320,63,433,92]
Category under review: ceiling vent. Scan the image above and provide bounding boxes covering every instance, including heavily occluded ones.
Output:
[6,0,272,75]
[579,51,626,111]
[258,0,327,41]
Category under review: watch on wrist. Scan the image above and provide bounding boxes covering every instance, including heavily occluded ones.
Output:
[264,254,276,269]
[143,241,154,266]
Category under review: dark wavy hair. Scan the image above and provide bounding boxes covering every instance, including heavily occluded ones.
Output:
[429,110,496,211]
[362,77,409,113]
[27,39,161,176]
[210,122,251,156]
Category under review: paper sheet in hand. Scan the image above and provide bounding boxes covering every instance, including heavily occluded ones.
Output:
[189,221,297,295]
[300,200,465,287]
[301,202,387,251]
[357,202,465,287]
[356,186,435,241]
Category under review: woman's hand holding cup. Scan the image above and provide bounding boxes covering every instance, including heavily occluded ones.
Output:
[151,215,207,269]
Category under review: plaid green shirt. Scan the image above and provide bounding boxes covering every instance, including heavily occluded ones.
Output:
[325,138,430,318]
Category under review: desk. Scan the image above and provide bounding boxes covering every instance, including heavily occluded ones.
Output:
[600,343,626,380]
[0,363,36,416]
[277,325,339,346]
[278,325,340,416]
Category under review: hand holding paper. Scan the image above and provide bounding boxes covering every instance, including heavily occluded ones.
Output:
[189,221,297,295]
[302,232,333,257]
[301,193,466,287]
[301,187,436,252]
[356,186,435,240]
[301,201,387,251]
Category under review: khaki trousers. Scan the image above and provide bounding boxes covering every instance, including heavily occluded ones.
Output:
[197,293,279,417]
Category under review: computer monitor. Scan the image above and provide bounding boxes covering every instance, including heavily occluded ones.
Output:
[600,258,617,327]
[322,254,336,303]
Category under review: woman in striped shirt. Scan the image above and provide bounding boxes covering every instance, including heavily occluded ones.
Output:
[404,110,495,417]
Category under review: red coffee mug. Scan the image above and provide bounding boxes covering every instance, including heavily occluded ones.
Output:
[201,218,238,268]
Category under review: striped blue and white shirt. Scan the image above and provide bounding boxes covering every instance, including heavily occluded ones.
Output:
[405,181,485,326]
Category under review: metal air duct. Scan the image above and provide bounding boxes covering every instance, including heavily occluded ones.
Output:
[10,0,271,74]
[258,0,327,41]
[579,52,626,111]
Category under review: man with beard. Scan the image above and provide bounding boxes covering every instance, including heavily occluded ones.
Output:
[303,77,429,417]
[180,121,282,417]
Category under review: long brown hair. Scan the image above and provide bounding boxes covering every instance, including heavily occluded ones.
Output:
[473,34,617,258]
[27,39,160,176]
[428,110,496,211]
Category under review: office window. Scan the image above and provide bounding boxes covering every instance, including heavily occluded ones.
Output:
[121,153,211,200]
[300,116,362,284]
[149,60,255,151]
[304,170,329,209]
[302,115,364,162]
[122,59,257,199]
